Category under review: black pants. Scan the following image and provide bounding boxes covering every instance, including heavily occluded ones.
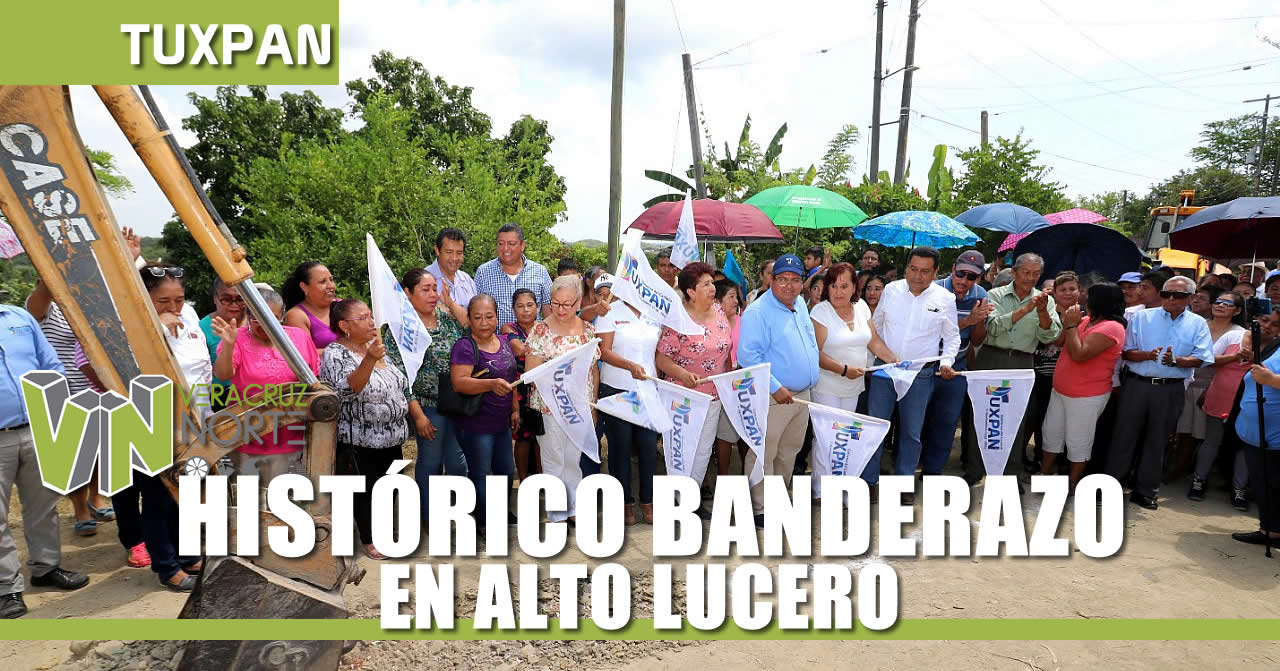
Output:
[112,473,197,580]
[339,442,404,545]
[1025,373,1055,468]
[1105,379,1184,498]
[1087,389,1122,476]
[1244,444,1280,534]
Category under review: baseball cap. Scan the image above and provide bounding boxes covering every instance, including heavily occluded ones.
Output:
[594,273,615,290]
[955,250,985,275]
[1266,269,1280,287]
[1117,272,1142,284]
[773,254,805,277]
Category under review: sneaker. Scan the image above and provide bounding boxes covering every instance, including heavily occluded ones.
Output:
[126,543,150,568]
[1188,478,1207,501]
[1231,489,1249,512]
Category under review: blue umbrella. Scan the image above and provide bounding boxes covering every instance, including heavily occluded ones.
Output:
[852,210,979,249]
[1169,196,1280,259]
[955,202,1050,234]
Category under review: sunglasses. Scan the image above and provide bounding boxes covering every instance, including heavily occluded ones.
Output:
[953,270,980,281]
[145,266,184,278]
[1160,290,1191,299]
[1213,299,1240,307]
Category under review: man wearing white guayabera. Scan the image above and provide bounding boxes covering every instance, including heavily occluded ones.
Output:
[865,246,960,505]
[737,254,820,528]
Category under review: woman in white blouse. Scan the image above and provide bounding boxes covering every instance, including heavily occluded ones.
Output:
[809,263,895,411]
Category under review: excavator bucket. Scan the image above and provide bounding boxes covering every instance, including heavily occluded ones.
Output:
[0,86,357,671]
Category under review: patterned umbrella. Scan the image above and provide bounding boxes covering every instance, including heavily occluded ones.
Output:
[998,207,1109,252]
[852,210,979,249]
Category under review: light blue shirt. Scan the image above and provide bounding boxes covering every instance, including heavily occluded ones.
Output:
[425,260,477,312]
[0,304,65,428]
[1236,348,1280,449]
[1123,306,1214,379]
[736,288,820,394]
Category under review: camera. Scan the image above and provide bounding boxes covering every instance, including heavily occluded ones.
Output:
[1246,296,1273,318]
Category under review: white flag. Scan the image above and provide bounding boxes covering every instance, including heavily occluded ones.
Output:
[614,230,705,335]
[593,378,673,434]
[670,191,700,269]
[964,369,1035,476]
[520,338,602,462]
[708,364,771,484]
[807,402,892,499]
[596,377,714,482]
[870,356,945,401]
[367,234,431,384]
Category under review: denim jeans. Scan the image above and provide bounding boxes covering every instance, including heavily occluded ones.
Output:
[579,420,606,477]
[863,368,936,485]
[599,383,659,504]
[459,428,514,528]
[414,407,467,520]
[922,374,967,475]
[114,473,197,581]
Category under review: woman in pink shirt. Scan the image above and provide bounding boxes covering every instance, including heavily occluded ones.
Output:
[211,288,320,480]
[1039,282,1128,491]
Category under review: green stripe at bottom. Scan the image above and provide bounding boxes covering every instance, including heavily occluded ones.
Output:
[1,619,1277,641]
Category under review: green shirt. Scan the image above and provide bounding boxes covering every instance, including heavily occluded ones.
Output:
[384,307,466,408]
[983,284,1062,353]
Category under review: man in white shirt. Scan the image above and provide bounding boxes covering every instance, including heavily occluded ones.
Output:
[865,247,960,504]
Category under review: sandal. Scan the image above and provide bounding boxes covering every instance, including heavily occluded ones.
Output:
[88,504,115,522]
[74,520,97,537]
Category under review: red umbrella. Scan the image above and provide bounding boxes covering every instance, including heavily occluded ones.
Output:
[626,199,782,243]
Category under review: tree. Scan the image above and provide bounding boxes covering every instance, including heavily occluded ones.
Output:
[816,124,859,190]
[1189,113,1280,194]
[953,133,1071,214]
[86,149,134,197]
[235,95,565,302]
[163,85,345,311]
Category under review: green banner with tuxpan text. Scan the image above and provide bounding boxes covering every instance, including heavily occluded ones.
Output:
[0,0,339,84]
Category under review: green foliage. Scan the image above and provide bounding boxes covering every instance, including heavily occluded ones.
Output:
[926,144,955,215]
[816,124,859,190]
[86,149,133,196]
[234,94,565,303]
[953,133,1071,214]
[163,85,345,311]
[1189,113,1280,189]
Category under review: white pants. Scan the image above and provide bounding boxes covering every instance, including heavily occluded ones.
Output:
[809,392,860,498]
[1041,389,1111,462]
[692,400,739,485]
[540,415,583,521]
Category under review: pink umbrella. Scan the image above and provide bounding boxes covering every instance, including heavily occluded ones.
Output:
[998,208,1108,252]
[627,199,782,243]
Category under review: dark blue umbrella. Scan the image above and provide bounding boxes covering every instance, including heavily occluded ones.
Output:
[1169,196,1280,258]
[1012,223,1143,281]
[955,202,1050,234]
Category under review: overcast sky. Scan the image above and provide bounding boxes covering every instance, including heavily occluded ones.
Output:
[68,0,1280,245]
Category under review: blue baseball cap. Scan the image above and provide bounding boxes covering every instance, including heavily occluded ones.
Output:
[773,254,805,277]
[1117,272,1142,284]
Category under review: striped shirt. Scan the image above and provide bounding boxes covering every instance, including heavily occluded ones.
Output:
[474,256,552,326]
[34,303,90,394]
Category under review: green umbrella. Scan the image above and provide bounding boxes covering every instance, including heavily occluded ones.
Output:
[745,184,869,247]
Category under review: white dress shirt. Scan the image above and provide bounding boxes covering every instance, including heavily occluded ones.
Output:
[872,279,960,368]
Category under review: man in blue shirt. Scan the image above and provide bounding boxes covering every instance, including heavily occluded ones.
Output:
[921,250,992,481]
[1105,276,1214,510]
[0,303,90,618]
[474,223,553,326]
[737,254,820,526]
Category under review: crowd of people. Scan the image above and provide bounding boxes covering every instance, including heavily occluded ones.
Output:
[1,223,1278,618]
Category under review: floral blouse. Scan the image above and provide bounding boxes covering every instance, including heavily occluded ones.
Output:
[319,342,410,449]
[657,303,733,398]
[384,307,465,409]
[525,320,599,414]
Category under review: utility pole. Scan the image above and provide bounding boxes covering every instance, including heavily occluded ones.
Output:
[892,0,920,185]
[1245,94,1274,196]
[980,111,989,148]
[1120,189,1128,232]
[682,53,707,199]
[607,0,625,265]
[869,0,886,180]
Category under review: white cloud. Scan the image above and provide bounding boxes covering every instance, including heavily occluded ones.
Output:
[64,0,1280,251]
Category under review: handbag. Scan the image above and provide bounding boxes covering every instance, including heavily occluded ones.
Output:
[436,337,485,417]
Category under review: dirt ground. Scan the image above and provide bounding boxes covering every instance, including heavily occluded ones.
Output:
[2,441,1278,670]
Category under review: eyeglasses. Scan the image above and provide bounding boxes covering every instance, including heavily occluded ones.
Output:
[1160,290,1192,299]
[1213,299,1240,307]
[145,266,184,278]
[550,300,578,310]
[342,314,374,323]
[953,270,980,281]
[218,295,245,306]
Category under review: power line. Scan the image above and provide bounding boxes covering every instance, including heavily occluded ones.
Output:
[915,58,1280,92]
[668,0,688,53]
[1036,0,1235,106]
[692,28,785,67]
[997,13,1280,26]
